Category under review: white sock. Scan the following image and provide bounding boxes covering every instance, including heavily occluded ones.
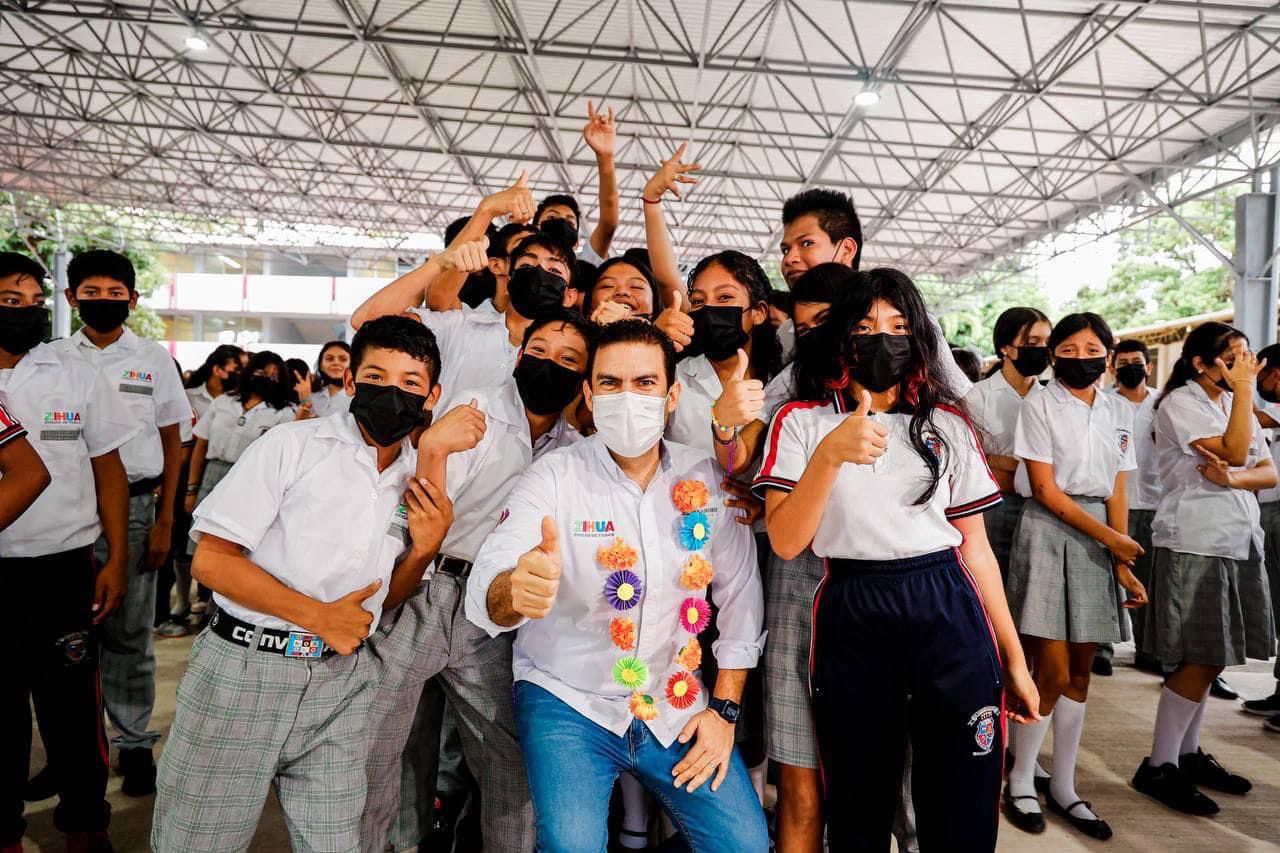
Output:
[1151,687,1200,767]
[1008,734,1050,779]
[1179,692,1209,757]
[1034,761,1050,780]
[1008,715,1052,814]
[1048,697,1097,821]
[748,760,767,806]
[618,773,648,849]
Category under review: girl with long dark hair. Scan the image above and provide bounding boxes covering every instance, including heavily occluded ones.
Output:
[754,267,1038,851]
[310,340,352,417]
[1003,313,1147,840]
[1131,322,1275,815]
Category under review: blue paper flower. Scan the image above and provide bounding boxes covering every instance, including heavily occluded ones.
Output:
[605,570,644,610]
[679,511,711,551]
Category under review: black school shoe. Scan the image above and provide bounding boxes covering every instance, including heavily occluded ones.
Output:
[119,747,156,797]
[1091,655,1114,676]
[1001,786,1045,834]
[1242,691,1280,716]
[1180,749,1251,795]
[23,764,57,801]
[1132,758,1219,815]
[1046,793,1112,840]
[1266,713,1280,734]
[1209,676,1239,700]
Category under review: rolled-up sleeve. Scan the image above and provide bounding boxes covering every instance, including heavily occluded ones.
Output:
[706,485,765,670]
[466,460,556,638]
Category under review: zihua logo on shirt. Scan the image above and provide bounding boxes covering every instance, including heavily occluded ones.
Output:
[121,370,154,382]
[43,411,82,424]
[572,519,615,537]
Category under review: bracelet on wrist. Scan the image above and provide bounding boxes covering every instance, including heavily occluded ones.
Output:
[710,408,739,436]
[642,196,662,205]
[186,484,199,494]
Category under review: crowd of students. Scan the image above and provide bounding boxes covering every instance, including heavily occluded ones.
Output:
[1,106,1278,853]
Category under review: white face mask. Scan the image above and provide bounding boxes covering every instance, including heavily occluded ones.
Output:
[591,390,668,458]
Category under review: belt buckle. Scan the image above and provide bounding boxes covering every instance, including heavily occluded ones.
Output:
[284,632,325,658]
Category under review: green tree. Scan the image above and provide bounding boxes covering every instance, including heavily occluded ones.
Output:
[919,272,1050,355]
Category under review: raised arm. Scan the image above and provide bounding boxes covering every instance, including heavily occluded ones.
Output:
[583,102,619,259]
[1194,353,1266,466]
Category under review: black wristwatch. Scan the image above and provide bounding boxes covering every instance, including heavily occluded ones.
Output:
[707,697,741,725]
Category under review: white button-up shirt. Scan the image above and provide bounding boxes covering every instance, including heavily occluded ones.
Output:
[440,378,581,563]
[666,355,722,453]
[760,363,796,426]
[193,394,297,463]
[190,413,417,631]
[1109,387,1162,511]
[1258,402,1280,505]
[310,387,351,418]
[409,306,518,412]
[753,394,1001,560]
[53,328,191,482]
[467,436,764,747]
[1151,383,1267,560]
[963,369,1041,494]
[180,384,215,444]
[1014,380,1136,499]
[0,343,140,556]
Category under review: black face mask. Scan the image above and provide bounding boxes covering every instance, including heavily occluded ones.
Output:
[513,354,584,416]
[247,375,281,400]
[850,333,913,393]
[1010,345,1050,378]
[76,298,130,333]
[1054,356,1107,390]
[221,371,240,391]
[1114,363,1147,390]
[539,218,579,253]
[508,266,567,321]
[691,306,749,362]
[319,371,345,388]
[794,324,833,366]
[0,306,49,355]
[349,382,428,447]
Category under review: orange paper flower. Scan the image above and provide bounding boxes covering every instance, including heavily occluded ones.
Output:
[665,671,700,710]
[629,691,659,721]
[597,537,638,571]
[610,617,636,651]
[672,479,710,514]
[675,638,702,671]
[679,555,714,590]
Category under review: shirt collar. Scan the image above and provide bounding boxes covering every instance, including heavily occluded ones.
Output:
[1184,379,1225,410]
[1047,379,1095,406]
[317,411,416,469]
[587,433,673,489]
[72,326,139,352]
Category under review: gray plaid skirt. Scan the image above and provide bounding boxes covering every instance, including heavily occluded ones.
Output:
[1006,497,1130,644]
[763,548,825,769]
[984,492,1025,580]
[1142,547,1275,667]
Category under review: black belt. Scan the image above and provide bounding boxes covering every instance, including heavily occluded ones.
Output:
[209,610,335,659]
[128,475,163,497]
[436,556,472,577]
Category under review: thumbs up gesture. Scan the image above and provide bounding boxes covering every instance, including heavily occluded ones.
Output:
[438,237,490,274]
[421,399,487,455]
[819,390,889,466]
[511,516,562,619]
[655,284,695,352]
[481,170,534,223]
[311,579,382,655]
[712,349,765,429]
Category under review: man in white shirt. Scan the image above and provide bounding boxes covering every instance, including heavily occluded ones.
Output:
[152,316,455,853]
[468,320,768,852]
[0,252,137,852]
[53,249,193,796]
[361,310,590,852]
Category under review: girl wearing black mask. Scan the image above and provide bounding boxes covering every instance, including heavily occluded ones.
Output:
[754,267,1038,852]
[962,307,1051,581]
[1003,313,1147,841]
[1132,323,1274,813]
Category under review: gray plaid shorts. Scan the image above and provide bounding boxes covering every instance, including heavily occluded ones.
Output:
[763,549,825,769]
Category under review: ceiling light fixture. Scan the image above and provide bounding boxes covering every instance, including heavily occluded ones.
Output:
[184,35,209,52]
[854,89,880,108]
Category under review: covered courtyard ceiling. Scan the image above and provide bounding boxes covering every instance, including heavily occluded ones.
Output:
[3,0,1280,277]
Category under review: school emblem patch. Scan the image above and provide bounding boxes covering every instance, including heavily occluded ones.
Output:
[968,705,1000,756]
[1118,431,1131,453]
[56,631,90,666]
[923,433,944,463]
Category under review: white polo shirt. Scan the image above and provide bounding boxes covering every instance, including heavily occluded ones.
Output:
[466,435,764,748]
[193,394,297,463]
[666,355,723,453]
[1013,380,1136,499]
[180,384,215,444]
[439,377,581,563]
[53,328,191,483]
[1151,383,1267,561]
[0,343,140,556]
[1109,387,1162,512]
[310,387,351,418]
[408,306,518,412]
[760,363,796,426]
[190,412,418,631]
[753,393,1001,560]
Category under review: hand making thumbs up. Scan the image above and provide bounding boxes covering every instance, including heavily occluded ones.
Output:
[712,349,765,428]
[511,516,562,619]
[818,390,889,466]
[655,284,695,352]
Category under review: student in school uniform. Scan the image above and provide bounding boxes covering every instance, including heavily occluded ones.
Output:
[1243,342,1280,730]
[584,257,662,325]
[361,310,592,853]
[755,267,1038,853]
[0,251,137,853]
[1099,339,1164,676]
[531,102,619,267]
[309,340,352,417]
[468,319,768,853]
[961,307,1051,581]
[152,316,455,853]
[1003,313,1148,841]
[1131,322,1276,813]
[50,250,193,797]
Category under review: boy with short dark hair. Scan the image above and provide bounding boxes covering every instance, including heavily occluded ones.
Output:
[152,315,456,853]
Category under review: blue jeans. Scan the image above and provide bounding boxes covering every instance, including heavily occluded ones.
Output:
[513,681,769,853]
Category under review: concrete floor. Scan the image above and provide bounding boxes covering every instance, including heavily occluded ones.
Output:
[18,637,1280,852]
